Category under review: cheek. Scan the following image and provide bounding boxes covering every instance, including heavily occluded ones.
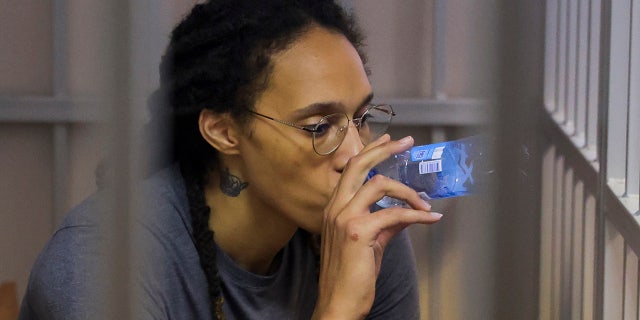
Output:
[242,131,336,203]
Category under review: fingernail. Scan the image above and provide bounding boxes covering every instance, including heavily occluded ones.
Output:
[430,212,443,219]
[399,136,413,145]
[423,200,432,211]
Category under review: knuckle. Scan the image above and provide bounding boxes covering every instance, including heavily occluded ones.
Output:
[345,154,365,171]
[334,214,349,229]
[343,219,360,237]
[369,174,389,185]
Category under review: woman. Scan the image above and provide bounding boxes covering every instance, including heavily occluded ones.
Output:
[20,0,441,319]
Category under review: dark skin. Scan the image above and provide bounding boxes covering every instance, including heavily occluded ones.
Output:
[198,26,442,319]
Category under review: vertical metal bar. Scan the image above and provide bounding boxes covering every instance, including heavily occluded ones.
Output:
[607,0,632,195]
[556,0,568,122]
[561,168,575,318]
[494,1,544,317]
[539,145,556,319]
[623,245,639,320]
[566,0,578,134]
[575,0,589,146]
[594,0,612,317]
[626,0,640,198]
[53,0,68,98]
[571,180,585,318]
[427,2,447,318]
[432,0,447,100]
[52,125,69,230]
[583,195,597,320]
[553,0,563,116]
[586,0,601,160]
[545,0,559,113]
[603,223,624,319]
[623,241,628,319]
[637,257,640,319]
[552,155,565,319]
[51,0,70,232]
[105,0,133,317]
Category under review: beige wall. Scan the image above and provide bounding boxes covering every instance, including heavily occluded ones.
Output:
[1,1,500,318]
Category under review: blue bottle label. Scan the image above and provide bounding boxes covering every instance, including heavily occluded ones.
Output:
[410,143,446,161]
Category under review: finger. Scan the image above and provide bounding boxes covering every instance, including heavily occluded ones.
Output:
[346,206,441,247]
[327,134,391,199]
[353,173,432,212]
[330,135,415,209]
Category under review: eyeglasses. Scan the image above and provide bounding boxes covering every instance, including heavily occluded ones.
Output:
[249,104,395,155]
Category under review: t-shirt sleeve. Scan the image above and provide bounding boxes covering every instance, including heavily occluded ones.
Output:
[366,229,421,320]
[19,225,111,320]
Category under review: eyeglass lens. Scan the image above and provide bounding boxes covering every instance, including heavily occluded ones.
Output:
[312,105,393,155]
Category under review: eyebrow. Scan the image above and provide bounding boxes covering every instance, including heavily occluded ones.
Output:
[289,92,374,120]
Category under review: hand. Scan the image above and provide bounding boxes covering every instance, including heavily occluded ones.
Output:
[313,134,442,319]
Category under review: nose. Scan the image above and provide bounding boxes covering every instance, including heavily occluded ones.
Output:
[335,121,365,158]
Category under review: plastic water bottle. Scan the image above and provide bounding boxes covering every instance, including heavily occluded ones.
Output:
[370,135,494,208]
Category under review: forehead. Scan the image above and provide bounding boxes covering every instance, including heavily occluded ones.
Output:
[256,27,372,116]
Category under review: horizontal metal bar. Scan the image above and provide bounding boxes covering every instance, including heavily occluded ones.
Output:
[1,96,489,126]
[378,97,491,126]
[0,97,106,123]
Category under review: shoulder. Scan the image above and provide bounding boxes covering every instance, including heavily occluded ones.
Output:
[20,195,109,319]
[21,165,208,319]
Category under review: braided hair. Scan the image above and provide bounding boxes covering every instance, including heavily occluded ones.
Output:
[152,1,366,318]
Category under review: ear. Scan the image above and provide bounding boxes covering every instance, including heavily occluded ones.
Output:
[198,109,241,155]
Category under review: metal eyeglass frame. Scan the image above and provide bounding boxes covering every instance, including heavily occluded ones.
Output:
[248,104,395,155]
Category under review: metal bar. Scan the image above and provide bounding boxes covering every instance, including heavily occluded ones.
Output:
[545,0,559,112]
[51,124,69,231]
[51,0,70,236]
[607,0,632,190]
[637,256,640,319]
[561,167,575,318]
[565,0,578,134]
[633,255,640,319]
[586,0,601,160]
[539,145,556,319]
[52,0,68,98]
[381,98,491,126]
[571,180,585,318]
[574,0,589,147]
[0,97,105,123]
[603,223,624,318]
[623,245,638,319]
[626,0,640,198]
[104,0,133,317]
[594,0,613,316]
[583,195,597,320]
[432,0,447,100]
[555,0,568,123]
[552,154,564,319]
[623,241,628,319]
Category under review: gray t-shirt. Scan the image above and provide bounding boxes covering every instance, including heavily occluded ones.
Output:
[19,166,420,319]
